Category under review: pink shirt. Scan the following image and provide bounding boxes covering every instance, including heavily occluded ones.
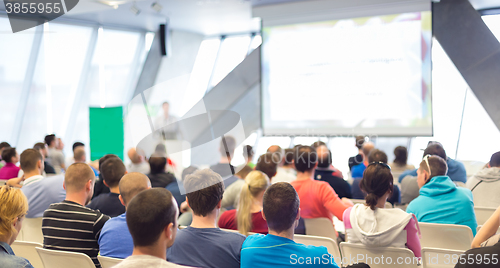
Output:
[0,163,20,180]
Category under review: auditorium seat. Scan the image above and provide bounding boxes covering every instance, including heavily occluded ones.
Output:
[419,222,473,251]
[303,217,338,240]
[11,241,44,268]
[98,255,123,268]
[339,242,418,268]
[294,234,341,260]
[19,217,43,244]
[421,247,465,268]
[36,247,95,268]
[474,206,496,226]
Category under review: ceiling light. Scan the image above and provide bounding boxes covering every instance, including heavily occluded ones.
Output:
[130,2,141,15]
[151,1,162,12]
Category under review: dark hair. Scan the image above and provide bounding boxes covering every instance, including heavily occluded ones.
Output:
[263,182,300,233]
[100,158,126,188]
[255,153,279,179]
[311,140,326,149]
[219,136,236,159]
[317,146,332,168]
[419,155,448,181]
[355,136,365,150]
[490,152,500,168]
[126,188,177,247]
[149,156,167,174]
[393,146,408,166]
[181,166,199,180]
[283,148,294,166]
[360,164,393,210]
[20,149,42,172]
[294,146,317,173]
[184,169,224,216]
[1,148,17,163]
[0,142,11,150]
[368,149,388,164]
[33,142,46,151]
[72,142,85,152]
[44,134,56,146]
[423,143,447,160]
[243,145,254,159]
[98,154,119,167]
[155,144,167,156]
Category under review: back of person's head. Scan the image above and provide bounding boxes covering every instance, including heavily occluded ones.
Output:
[149,155,167,174]
[219,136,236,159]
[126,188,177,248]
[72,142,85,152]
[311,140,326,149]
[237,171,270,235]
[1,147,17,163]
[0,142,11,151]
[294,145,317,173]
[423,142,447,160]
[393,146,408,166]
[119,172,151,207]
[316,145,331,168]
[33,142,46,152]
[64,163,96,194]
[0,186,28,239]
[99,154,119,168]
[355,136,365,150]
[263,182,300,233]
[155,144,167,156]
[20,149,42,173]
[283,148,294,167]
[184,169,224,217]
[73,147,86,163]
[44,134,56,147]
[181,166,199,181]
[267,145,283,162]
[127,148,141,164]
[419,155,448,182]
[101,158,126,188]
[255,153,279,179]
[368,149,388,164]
[360,163,393,210]
[243,145,254,161]
[362,142,375,158]
[490,151,500,168]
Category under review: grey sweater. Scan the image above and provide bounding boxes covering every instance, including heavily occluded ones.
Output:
[467,167,500,208]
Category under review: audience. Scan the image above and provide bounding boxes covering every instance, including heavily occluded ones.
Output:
[98,172,151,259]
[93,154,119,199]
[176,166,200,227]
[243,145,255,168]
[74,146,99,176]
[127,148,150,174]
[343,162,421,258]
[33,142,56,174]
[0,147,20,181]
[210,136,237,178]
[272,148,297,184]
[315,145,351,198]
[406,155,477,235]
[167,169,246,268]
[219,170,270,235]
[19,149,65,218]
[291,146,352,226]
[66,142,85,168]
[348,136,365,170]
[389,146,415,175]
[87,157,127,217]
[241,182,340,267]
[351,141,375,178]
[0,185,34,268]
[42,163,110,268]
[467,151,500,208]
[0,142,11,168]
[147,154,176,188]
[44,134,66,173]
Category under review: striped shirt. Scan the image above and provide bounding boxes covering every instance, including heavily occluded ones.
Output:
[42,200,110,268]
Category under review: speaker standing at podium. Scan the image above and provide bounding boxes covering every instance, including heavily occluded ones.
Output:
[154,102,182,140]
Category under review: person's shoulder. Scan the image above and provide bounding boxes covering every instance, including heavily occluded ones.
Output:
[220,209,237,218]
[242,233,266,248]
[218,228,246,241]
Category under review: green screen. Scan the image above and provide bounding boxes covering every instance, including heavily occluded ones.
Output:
[89,107,124,161]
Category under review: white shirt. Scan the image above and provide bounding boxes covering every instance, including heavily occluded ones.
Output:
[127,162,151,174]
[154,115,182,140]
[114,255,193,268]
[272,167,297,184]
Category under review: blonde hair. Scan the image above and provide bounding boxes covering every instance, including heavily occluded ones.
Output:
[236,170,270,235]
[0,186,28,237]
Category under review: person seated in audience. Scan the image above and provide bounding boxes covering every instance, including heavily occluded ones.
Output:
[351,142,375,178]
[87,157,127,217]
[272,148,297,184]
[351,149,401,205]
[315,145,350,198]
[167,169,246,268]
[0,185,34,268]
[113,188,190,268]
[406,155,477,235]
[0,142,11,169]
[343,162,421,258]
[210,136,237,179]
[467,151,500,208]
[18,149,65,218]
[42,163,110,268]
[176,166,200,227]
[74,147,99,176]
[348,136,366,171]
[291,146,352,226]
[99,172,151,259]
[33,142,56,174]
[399,142,466,183]
[219,170,270,235]
[147,154,176,188]
[65,142,85,168]
[389,146,415,175]
[126,147,150,174]
[243,145,255,168]
[454,243,500,268]
[44,134,66,173]
[222,152,278,209]
[0,147,20,181]
[93,154,119,199]
[240,182,340,267]
[471,205,500,248]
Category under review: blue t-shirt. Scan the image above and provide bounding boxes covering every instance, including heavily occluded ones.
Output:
[167,226,246,268]
[87,193,125,217]
[98,212,132,259]
[351,163,366,178]
[241,234,339,268]
[21,174,66,218]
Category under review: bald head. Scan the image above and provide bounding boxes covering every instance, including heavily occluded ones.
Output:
[119,172,151,207]
[65,163,95,193]
[127,148,143,164]
[74,147,86,163]
[362,142,375,158]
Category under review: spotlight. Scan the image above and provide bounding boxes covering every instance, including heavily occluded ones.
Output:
[130,2,141,15]
[151,1,162,12]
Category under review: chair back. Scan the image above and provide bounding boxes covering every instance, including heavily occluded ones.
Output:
[474,207,496,226]
[421,247,465,268]
[11,241,44,268]
[419,222,473,251]
[36,247,96,268]
[98,255,123,268]
[20,217,44,244]
[303,218,337,240]
[339,242,418,268]
[294,234,341,260]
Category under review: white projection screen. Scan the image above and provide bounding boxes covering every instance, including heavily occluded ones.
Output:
[258,0,433,136]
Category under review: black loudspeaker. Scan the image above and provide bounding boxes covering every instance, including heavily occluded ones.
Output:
[160,24,168,56]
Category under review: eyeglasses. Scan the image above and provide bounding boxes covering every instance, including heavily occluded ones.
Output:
[368,161,391,170]
[423,154,432,177]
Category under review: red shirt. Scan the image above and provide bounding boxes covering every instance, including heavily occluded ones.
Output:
[218,209,268,234]
[0,163,20,180]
